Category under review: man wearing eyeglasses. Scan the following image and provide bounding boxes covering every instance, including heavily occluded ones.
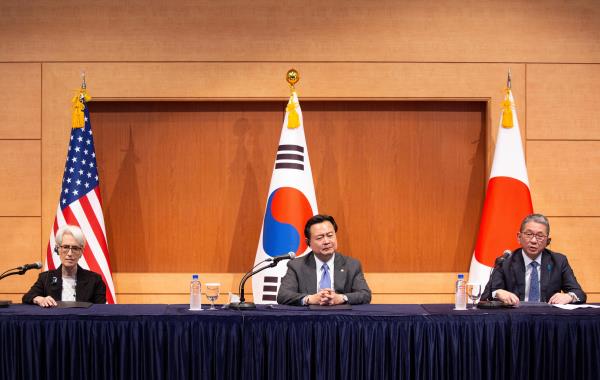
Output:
[481,214,586,305]
[22,225,106,307]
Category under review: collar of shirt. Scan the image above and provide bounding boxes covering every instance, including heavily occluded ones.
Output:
[521,251,542,267]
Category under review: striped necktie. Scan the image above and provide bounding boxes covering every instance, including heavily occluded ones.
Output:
[528,261,540,302]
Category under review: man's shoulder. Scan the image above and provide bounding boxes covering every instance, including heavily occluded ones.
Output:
[544,249,569,262]
[335,252,362,268]
[287,252,313,268]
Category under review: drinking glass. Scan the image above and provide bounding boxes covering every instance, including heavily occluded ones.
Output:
[466,283,481,310]
[205,283,220,310]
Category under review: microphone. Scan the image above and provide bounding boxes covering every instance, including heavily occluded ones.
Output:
[494,250,512,268]
[19,262,43,272]
[265,252,296,263]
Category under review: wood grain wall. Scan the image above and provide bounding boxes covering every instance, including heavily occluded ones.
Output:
[1,0,598,303]
[89,100,485,273]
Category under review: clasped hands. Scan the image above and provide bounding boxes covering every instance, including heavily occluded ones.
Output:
[495,289,574,306]
[306,288,345,306]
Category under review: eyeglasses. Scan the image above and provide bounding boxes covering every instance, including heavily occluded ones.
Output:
[521,231,548,241]
[58,245,83,254]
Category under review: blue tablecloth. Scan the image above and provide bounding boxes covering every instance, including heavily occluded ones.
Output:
[1,304,599,380]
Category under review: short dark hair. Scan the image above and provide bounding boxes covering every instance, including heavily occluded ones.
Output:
[304,214,338,241]
[520,213,550,235]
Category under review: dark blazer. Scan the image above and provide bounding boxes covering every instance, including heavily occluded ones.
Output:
[22,265,107,304]
[481,248,586,303]
[277,252,372,305]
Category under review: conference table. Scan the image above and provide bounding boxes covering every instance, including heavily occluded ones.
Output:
[1,303,599,380]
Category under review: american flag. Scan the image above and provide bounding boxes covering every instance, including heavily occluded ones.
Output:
[46,88,116,304]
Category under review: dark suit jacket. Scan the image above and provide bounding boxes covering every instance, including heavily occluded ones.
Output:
[481,248,586,303]
[276,252,372,305]
[22,265,107,304]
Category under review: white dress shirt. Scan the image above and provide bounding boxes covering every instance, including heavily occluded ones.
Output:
[61,275,77,301]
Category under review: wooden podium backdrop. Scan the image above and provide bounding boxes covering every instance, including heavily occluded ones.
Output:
[90,100,486,274]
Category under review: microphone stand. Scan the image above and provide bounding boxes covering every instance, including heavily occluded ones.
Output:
[229,261,280,310]
[0,268,27,280]
[0,267,27,308]
[478,251,511,308]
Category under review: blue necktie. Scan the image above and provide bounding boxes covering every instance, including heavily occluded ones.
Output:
[319,263,331,290]
[529,261,540,302]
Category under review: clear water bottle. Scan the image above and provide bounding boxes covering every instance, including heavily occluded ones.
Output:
[190,274,202,311]
[455,273,467,310]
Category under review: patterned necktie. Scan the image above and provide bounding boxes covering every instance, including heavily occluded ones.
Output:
[529,261,540,302]
[319,263,331,290]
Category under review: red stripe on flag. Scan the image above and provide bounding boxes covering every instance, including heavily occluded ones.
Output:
[474,176,533,266]
[79,190,110,264]
[95,186,104,206]
[78,194,115,303]
[61,206,77,226]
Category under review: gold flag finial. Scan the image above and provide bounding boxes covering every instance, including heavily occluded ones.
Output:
[286,69,300,90]
[285,69,301,129]
[502,69,514,128]
[71,72,91,129]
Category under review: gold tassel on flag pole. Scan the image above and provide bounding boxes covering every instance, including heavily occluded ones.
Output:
[71,72,91,129]
[501,69,513,129]
[286,69,301,129]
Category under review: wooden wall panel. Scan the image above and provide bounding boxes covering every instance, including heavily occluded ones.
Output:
[528,141,600,216]
[40,63,525,101]
[307,101,486,272]
[1,1,598,63]
[112,272,462,304]
[41,62,525,237]
[112,270,599,304]
[0,218,41,294]
[90,101,485,273]
[548,217,600,293]
[0,64,41,139]
[528,65,600,140]
[0,141,40,216]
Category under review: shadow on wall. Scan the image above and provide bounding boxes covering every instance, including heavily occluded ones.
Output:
[223,117,263,272]
[104,126,147,272]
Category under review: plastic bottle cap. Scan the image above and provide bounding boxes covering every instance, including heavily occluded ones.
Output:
[192,274,199,280]
[457,274,464,279]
